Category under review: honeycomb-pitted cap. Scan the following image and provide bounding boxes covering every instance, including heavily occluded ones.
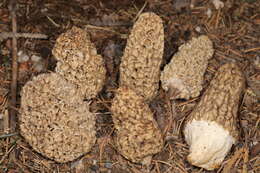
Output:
[20,73,96,163]
[183,63,245,170]
[52,26,106,99]
[119,12,164,101]
[111,87,164,164]
[161,35,214,99]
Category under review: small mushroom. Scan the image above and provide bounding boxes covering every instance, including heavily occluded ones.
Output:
[160,35,214,99]
[119,12,164,101]
[183,63,245,170]
[20,73,96,163]
[52,26,106,99]
[111,87,164,164]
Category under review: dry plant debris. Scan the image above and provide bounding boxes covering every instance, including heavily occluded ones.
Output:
[52,26,106,99]
[183,63,245,170]
[19,73,96,163]
[111,87,163,164]
[161,35,214,100]
[119,12,164,101]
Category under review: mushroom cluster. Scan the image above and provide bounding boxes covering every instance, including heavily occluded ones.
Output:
[20,27,106,163]
[160,35,214,99]
[159,28,245,170]
[183,63,245,170]
[111,12,164,164]
[19,11,246,171]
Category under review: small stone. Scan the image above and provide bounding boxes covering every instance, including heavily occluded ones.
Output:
[206,8,212,18]
[195,26,201,32]
[17,50,29,63]
[31,55,42,62]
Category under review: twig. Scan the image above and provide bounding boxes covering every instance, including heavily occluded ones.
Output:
[250,143,260,158]
[45,15,60,27]
[222,147,244,173]
[0,132,18,139]
[243,47,260,53]
[4,1,48,132]
[85,25,127,38]
[8,0,18,132]
[0,32,48,42]
[132,1,148,22]
[0,140,17,164]
[243,147,249,173]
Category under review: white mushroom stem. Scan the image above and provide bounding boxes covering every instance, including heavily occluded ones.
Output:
[184,120,235,170]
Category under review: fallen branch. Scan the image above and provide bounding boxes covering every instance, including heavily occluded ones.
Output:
[8,0,18,133]
[0,132,18,139]
[0,32,48,42]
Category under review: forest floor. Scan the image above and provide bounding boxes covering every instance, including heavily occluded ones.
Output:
[0,0,259,172]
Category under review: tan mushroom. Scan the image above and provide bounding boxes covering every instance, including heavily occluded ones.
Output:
[20,73,96,163]
[183,63,245,170]
[119,12,164,101]
[111,87,164,164]
[160,35,214,99]
[52,26,106,99]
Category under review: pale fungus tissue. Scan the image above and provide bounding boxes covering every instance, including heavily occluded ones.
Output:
[111,87,164,165]
[160,35,214,100]
[52,26,106,99]
[183,63,245,170]
[20,73,96,163]
[119,12,164,101]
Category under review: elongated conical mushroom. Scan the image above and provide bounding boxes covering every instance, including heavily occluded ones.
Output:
[160,35,214,99]
[183,63,245,170]
[111,87,164,164]
[20,73,96,163]
[119,12,164,101]
[52,26,106,99]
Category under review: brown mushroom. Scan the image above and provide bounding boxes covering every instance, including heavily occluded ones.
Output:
[52,26,106,99]
[183,63,245,170]
[119,12,164,101]
[111,87,164,164]
[160,35,214,99]
[20,73,96,163]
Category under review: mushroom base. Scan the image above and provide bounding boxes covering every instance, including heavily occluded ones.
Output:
[184,120,235,170]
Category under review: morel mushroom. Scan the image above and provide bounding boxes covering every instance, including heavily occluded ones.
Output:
[119,12,164,101]
[160,35,214,99]
[20,73,96,163]
[111,87,164,164]
[183,63,245,170]
[52,26,106,99]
